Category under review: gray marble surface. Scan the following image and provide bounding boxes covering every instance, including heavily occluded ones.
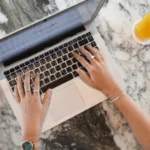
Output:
[0,0,150,150]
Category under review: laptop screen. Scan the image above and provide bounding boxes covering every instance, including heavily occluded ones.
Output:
[0,0,105,64]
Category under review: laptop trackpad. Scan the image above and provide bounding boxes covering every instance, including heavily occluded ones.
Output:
[49,84,85,121]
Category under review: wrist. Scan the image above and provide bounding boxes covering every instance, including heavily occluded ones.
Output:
[22,134,40,143]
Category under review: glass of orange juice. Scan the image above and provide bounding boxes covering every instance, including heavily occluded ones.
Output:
[132,13,150,45]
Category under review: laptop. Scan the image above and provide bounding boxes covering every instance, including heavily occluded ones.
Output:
[0,0,124,132]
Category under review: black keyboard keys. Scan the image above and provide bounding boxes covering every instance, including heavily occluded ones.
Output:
[9,80,17,87]
[79,39,88,46]
[88,36,94,42]
[41,74,73,92]
[56,72,61,78]
[40,66,46,72]
[46,63,51,69]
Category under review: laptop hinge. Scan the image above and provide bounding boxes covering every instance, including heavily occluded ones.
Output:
[3,25,85,67]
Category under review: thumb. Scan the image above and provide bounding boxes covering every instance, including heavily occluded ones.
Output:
[42,89,52,108]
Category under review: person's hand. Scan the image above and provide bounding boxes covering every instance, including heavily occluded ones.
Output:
[14,72,51,142]
[73,45,120,96]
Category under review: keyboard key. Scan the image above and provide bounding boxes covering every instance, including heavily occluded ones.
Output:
[28,64,34,70]
[77,36,82,41]
[73,43,79,49]
[51,60,57,66]
[50,68,56,74]
[30,59,35,63]
[56,65,61,71]
[77,62,82,68]
[40,54,44,58]
[61,69,67,76]
[73,71,79,77]
[57,50,63,57]
[91,41,97,47]
[44,78,50,84]
[73,38,78,43]
[17,70,23,75]
[6,75,11,81]
[62,55,68,61]
[22,67,28,73]
[40,66,46,72]
[61,63,67,68]
[57,58,63,64]
[46,56,51,62]
[40,73,44,80]
[4,71,10,76]
[44,71,50,77]
[46,63,51,69]
[10,68,15,73]
[15,66,20,70]
[49,50,54,54]
[41,74,73,92]
[82,34,86,39]
[40,80,44,87]
[59,45,63,49]
[20,63,25,68]
[56,72,61,78]
[40,59,46,65]
[64,43,69,47]
[51,53,57,59]
[35,56,40,61]
[88,36,94,42]
[54,47,59,52]
[72,64,78,70]
[72,58,77,63]
[50,75,56,81]
[62,48,68,54]
[66,60,72,66]
[9,80,17,87]
[11,72,17,79]
[34,68,40,73]
[45,52,49,56]
[86,32,91,36]
[79,39,88,46]
[34,62,40,67]
[66,67,72,73]
[68,46,73,51]
[68,53,73,58]
[68,41,73,45]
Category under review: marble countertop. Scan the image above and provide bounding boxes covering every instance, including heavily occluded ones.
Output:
[0,0,150,149]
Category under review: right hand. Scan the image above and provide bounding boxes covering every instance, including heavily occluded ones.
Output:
[73,45,120,96]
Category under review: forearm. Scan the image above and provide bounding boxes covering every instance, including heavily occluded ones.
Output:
[109,87,150,150]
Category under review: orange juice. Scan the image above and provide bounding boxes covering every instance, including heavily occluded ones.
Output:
[135,13,150,41]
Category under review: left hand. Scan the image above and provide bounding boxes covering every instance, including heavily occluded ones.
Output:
[14,72,51,142]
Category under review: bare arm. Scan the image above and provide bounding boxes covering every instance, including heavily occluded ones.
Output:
[73,45,150,150]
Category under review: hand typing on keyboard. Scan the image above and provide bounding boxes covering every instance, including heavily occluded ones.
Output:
[14,72,51,144]
[73,45,120,96]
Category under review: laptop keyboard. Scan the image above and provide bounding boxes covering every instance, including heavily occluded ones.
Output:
[4,32,99,94]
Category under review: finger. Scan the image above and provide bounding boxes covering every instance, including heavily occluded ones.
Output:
[14,86,21,103]
[33,72,40,96]
[78,47,96,65]
[73,52,92,72]
[86,45,102,62]
[17,75,25,99]
[24,72,31,94]
[76,68,94,87]
[43,89,52,109]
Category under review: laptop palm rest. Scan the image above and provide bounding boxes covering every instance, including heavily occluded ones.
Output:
[49,83,85,121]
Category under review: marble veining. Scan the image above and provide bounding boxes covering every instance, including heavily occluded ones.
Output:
[0,0,149,150]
